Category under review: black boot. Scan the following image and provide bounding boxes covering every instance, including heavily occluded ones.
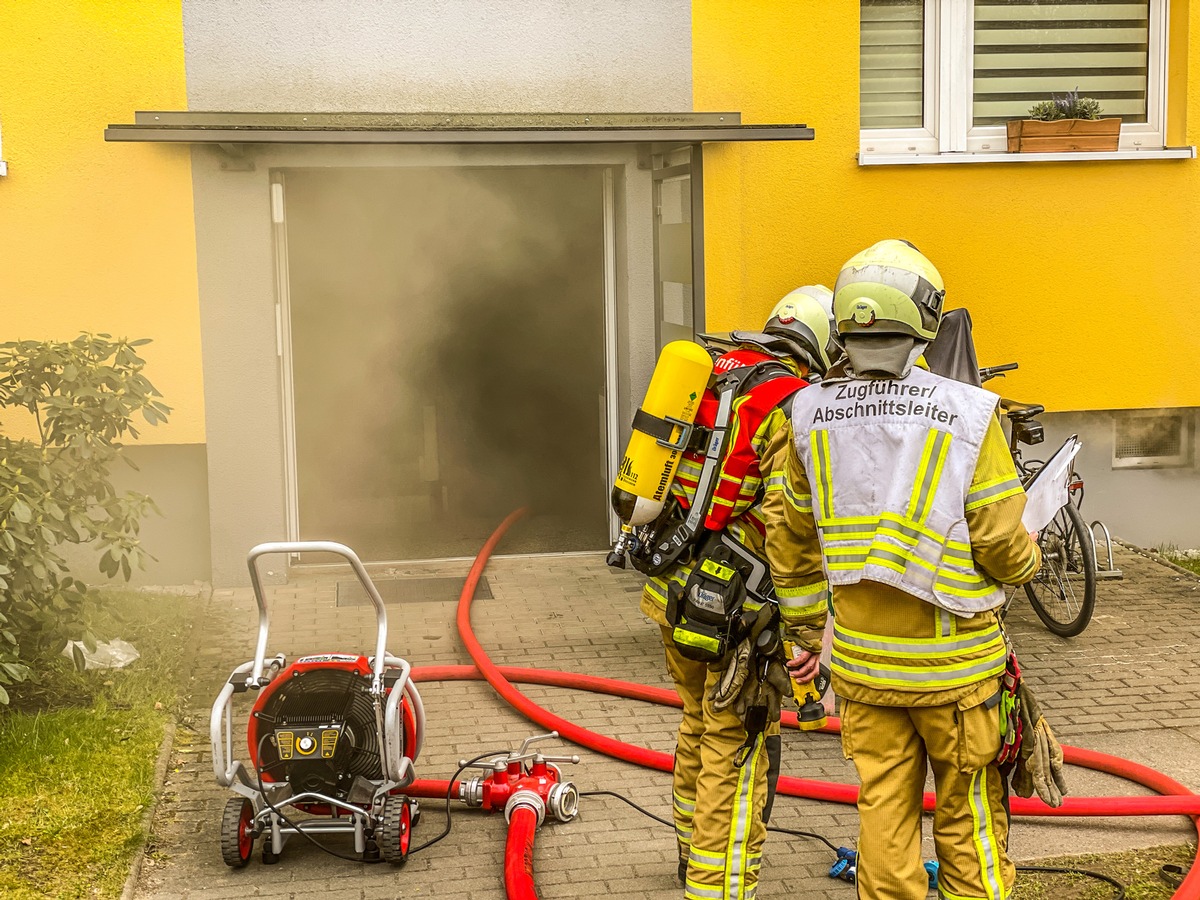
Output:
[678,858,687,886]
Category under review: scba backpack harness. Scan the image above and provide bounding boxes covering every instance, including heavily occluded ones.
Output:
[631,347,805,664]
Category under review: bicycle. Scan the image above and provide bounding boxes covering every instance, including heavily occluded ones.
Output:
[979,363,1097,637]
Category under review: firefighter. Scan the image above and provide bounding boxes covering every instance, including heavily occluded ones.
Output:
[638,289,834,900]
[761,240,1062,900]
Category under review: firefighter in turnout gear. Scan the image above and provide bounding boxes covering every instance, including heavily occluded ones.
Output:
[637,289,834,900]
[761,241,1046,900]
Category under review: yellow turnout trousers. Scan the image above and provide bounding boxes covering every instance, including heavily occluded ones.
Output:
[660,627,779,900]
[841,693,1016,900]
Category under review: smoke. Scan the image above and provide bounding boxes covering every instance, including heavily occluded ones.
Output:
[285,165,608,559]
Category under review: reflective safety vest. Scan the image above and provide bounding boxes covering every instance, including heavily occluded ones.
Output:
[790,365,1006,616]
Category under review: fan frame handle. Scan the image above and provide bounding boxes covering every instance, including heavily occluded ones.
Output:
[245,541,390,695]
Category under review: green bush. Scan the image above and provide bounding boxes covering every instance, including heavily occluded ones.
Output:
[1028,87,1104,121]
[0,335,170,704]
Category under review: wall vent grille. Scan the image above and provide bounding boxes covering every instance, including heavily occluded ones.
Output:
[1112,411,1193,469]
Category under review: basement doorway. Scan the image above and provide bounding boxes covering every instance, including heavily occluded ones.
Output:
[276,166,611,560]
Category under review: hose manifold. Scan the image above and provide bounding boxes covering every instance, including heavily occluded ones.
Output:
[504,790,546,826]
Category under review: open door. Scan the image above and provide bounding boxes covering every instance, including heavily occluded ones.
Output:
[273,166,612,561]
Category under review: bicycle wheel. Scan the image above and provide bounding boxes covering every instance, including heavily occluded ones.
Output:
[1024,501,1096,636]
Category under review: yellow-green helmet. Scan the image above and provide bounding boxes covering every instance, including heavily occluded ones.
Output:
[732,286,834,375]
[833,240,945,342]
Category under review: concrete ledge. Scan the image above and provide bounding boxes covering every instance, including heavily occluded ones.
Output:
[121,721,177,900]
[1116,538,1200,581]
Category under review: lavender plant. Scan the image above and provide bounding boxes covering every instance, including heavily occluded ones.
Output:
[1028,87,1104,121]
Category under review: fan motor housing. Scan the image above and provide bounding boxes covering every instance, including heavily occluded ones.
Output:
[247,654,416,799]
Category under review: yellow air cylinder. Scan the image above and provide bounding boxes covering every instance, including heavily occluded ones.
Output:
[611,340,714,527]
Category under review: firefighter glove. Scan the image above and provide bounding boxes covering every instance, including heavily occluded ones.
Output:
[759,654,794,723]
[709,603,776,712]
[1011,681,1068,808]
[710,638,752,713]
[729,644,792,722]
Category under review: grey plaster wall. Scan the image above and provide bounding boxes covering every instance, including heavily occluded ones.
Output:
[61,444,211,587]
[182,0,692,113]
[190,142,656,585]
[1041,409,1200,549]
[190,148,287,586]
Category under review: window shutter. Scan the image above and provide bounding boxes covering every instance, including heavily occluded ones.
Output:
[861,0,925,129]
[973,0,1151,126]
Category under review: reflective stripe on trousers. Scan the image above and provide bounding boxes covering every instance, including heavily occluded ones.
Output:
[662,629,772,900]
[968,767,1006,900]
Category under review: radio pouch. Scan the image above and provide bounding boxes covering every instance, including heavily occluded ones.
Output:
[665,534,748,663]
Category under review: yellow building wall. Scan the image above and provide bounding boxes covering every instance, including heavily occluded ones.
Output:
[0,0,203,444]
[693,1,1200,412]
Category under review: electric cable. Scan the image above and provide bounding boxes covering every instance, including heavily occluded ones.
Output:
[584,786,1125,894]
[583,787,1125,895]
[765,824,841,854]
[578,789,673,828]
[581,788,843,853]
[407,749,508,856]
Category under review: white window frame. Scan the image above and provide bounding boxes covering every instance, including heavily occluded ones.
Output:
[860,0,1171,159]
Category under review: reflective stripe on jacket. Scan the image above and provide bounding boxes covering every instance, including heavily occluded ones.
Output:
[830,614,1007,693]
[791,366,1008,615]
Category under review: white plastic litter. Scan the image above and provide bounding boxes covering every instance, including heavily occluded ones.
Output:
[61,638,140,671]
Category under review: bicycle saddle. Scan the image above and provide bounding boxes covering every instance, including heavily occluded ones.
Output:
[1000,399,1044,421]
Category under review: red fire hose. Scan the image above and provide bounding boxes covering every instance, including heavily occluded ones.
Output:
[409,665,1200,819]
[409,508,1200,898]
[401,779,460,799]
[504,805,540,900]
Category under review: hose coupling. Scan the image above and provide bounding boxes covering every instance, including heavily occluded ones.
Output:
[459,776,485,808]
[546,781,579,823]
[505,790,546,826]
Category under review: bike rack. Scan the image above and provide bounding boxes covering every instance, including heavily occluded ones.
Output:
[1089,520,1123,580]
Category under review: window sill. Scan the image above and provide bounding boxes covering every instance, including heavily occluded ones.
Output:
[0,161,7,176]
[857,147,1196,166]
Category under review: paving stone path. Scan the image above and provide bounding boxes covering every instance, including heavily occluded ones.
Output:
[136,544,1200,899]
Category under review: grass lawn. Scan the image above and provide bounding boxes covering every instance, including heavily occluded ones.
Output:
[1157,545,1200,577]
[1013,844,1196,900]
[0,589,197,899]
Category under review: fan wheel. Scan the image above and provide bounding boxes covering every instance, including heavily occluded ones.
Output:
[220,797,255,868]
[378,795,412,866]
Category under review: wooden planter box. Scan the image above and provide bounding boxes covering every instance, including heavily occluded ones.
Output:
[1006,118,1122,153]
